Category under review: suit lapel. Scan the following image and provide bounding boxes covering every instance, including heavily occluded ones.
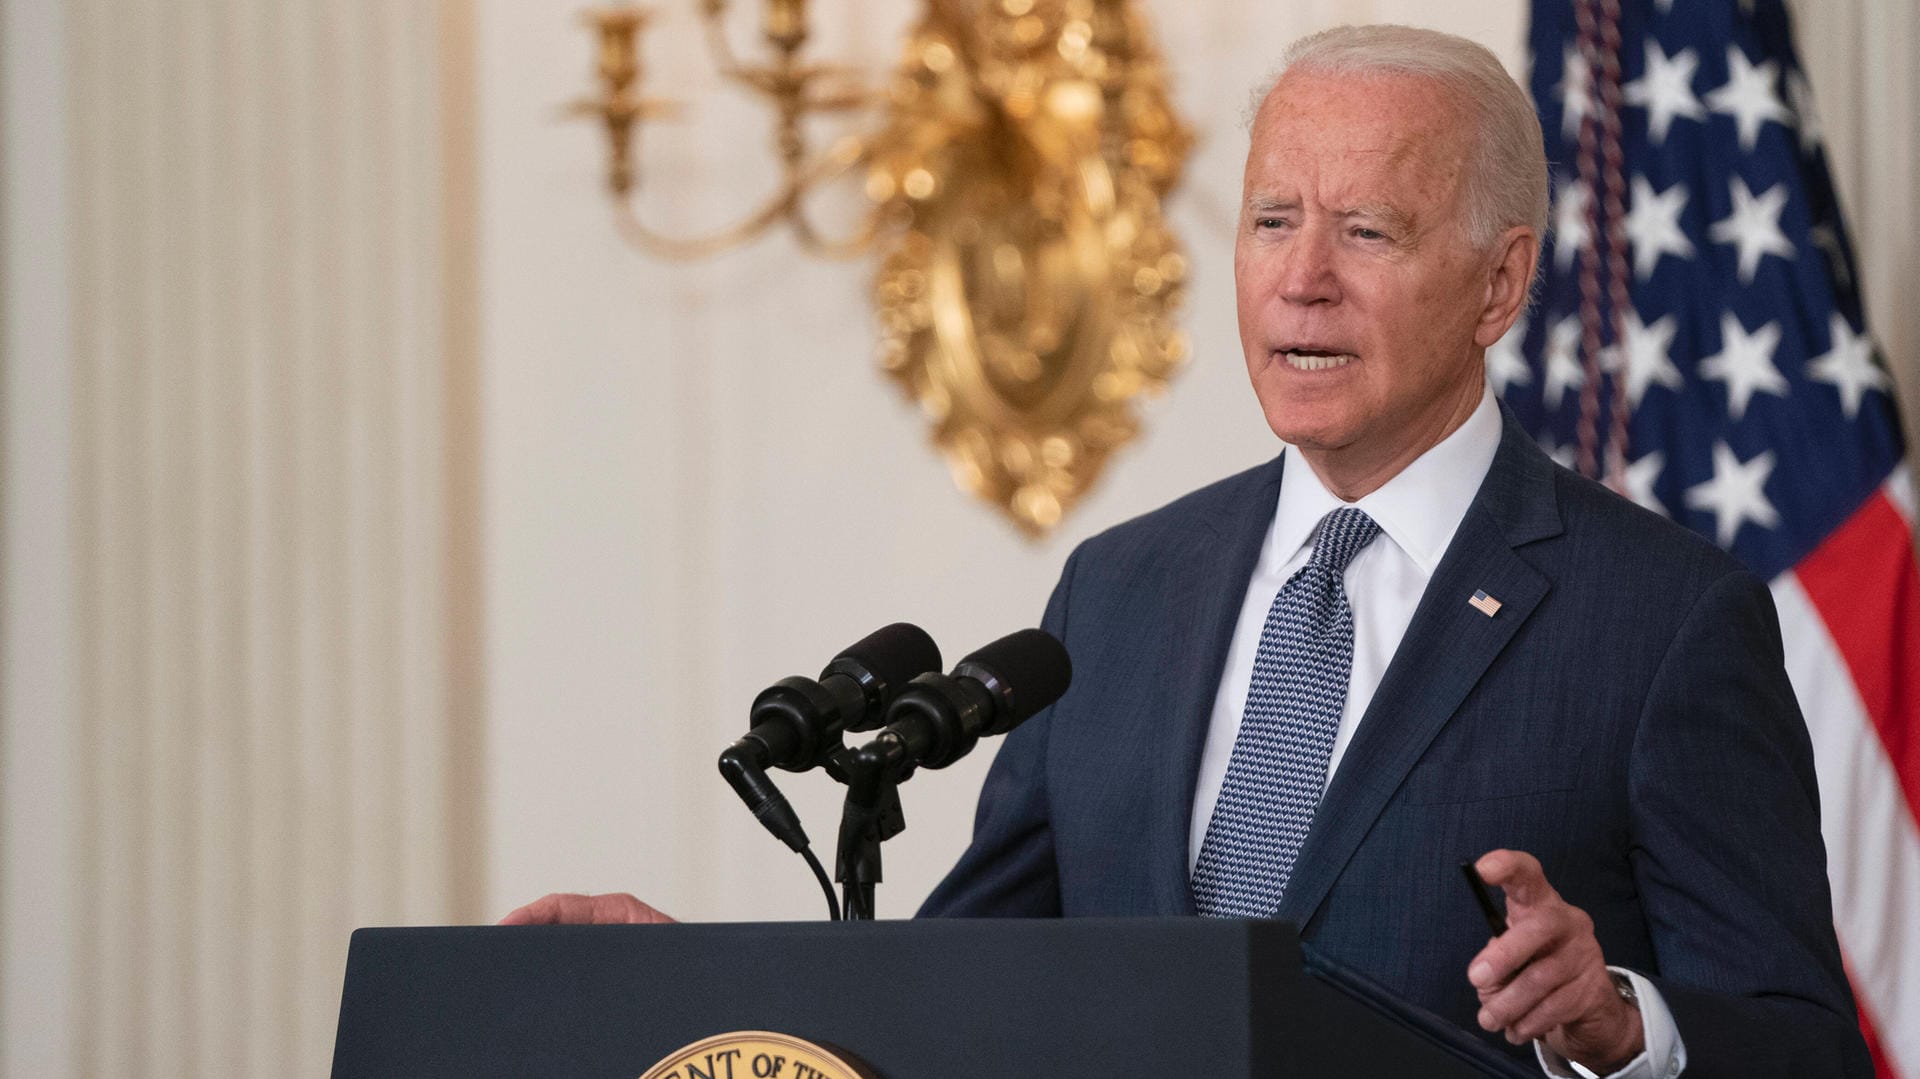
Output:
[1274,410,1564,928]
[1147,454,1286,915]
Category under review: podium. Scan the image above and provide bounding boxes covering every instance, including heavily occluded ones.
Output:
[331,917,1535,1078]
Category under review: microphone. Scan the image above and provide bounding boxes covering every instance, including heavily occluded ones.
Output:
[718,623,941,851]
[870,628,1072,771]
[828,628,1070,919]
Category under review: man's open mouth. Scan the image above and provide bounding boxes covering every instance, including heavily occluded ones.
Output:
[1281,349,1355,371]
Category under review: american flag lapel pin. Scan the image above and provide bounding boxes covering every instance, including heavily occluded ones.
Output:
[1468,589,1502,617]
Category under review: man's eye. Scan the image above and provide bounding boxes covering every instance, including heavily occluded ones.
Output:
[1353,227,1386,240]
[1254,217,1287,230]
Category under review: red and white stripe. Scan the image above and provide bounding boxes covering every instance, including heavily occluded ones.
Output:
[1773,463,1920,1079]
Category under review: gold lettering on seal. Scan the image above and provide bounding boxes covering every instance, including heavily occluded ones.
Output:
[640,1031,881,1079]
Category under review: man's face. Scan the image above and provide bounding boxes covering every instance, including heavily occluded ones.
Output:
[1236,69,1513,477]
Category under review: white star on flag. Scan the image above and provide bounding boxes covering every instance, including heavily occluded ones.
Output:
[1807,314,1887,419]
[1625,175,1695,279]
[1553,178,1593,271]
[1542,316,1585,410]
[1708,177,1795,283]
[1705,44,1792,152]
[1623,41,1705,144]
[1605,309,1684,407]
[1557,44,1594,141]
[1699,312,1787,420]
[1487,316,1532,395]
[1622,450,1668,516]
[1684,441,1780,547]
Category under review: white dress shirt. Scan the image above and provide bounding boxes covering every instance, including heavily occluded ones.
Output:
[1186,386,1684,1079]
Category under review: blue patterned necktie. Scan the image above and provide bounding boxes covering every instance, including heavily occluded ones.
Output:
[1192,506,1382,918]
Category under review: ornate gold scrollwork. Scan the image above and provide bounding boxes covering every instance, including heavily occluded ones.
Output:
[572,0,1191,536]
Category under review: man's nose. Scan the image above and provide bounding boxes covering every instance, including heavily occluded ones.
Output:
[1277,225,1341,305]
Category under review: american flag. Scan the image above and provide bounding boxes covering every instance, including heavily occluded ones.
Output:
[1504,1,1919,1074]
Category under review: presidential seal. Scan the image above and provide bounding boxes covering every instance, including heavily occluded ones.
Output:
[639,1031,879,1079]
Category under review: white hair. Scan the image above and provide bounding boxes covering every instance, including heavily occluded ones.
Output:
[1249,24,1550,251]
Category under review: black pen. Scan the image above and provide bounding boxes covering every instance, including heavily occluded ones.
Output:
[1460,861,1508,936]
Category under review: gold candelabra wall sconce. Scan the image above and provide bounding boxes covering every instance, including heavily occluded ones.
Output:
[572,0,1193,536]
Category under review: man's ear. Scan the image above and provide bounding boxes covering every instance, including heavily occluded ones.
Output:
[1474,225,1541,348]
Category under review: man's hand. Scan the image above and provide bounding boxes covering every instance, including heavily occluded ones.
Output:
[1467,850,1644,1073]
[498,892,677,925]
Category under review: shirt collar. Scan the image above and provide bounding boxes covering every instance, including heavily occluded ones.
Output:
[1271,386,1503,577]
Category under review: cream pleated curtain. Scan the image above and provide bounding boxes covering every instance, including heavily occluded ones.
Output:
[1,0,482,1075]
[0,1,1913,1077]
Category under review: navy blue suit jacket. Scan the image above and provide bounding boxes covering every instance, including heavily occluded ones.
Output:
[921,409,1870,1077]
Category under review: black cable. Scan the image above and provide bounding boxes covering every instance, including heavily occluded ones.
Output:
[801,844,842,921]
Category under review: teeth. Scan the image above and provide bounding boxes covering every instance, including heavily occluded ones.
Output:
[1283,351,1355,371]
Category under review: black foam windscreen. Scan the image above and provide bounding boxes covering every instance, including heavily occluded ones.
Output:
[957,628,1073,729]
[832,622,942,693]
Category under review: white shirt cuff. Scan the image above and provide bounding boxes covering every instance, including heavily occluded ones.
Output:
[1533,967,1686,1079]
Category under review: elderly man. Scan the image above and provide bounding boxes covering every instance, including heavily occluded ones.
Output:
[913,24,1867,1079]
[509,24,1868,1079]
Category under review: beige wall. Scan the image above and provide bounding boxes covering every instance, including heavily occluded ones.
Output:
[1,0,1914,1075]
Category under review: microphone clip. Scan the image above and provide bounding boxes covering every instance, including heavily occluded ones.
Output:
[824,742,908,919]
